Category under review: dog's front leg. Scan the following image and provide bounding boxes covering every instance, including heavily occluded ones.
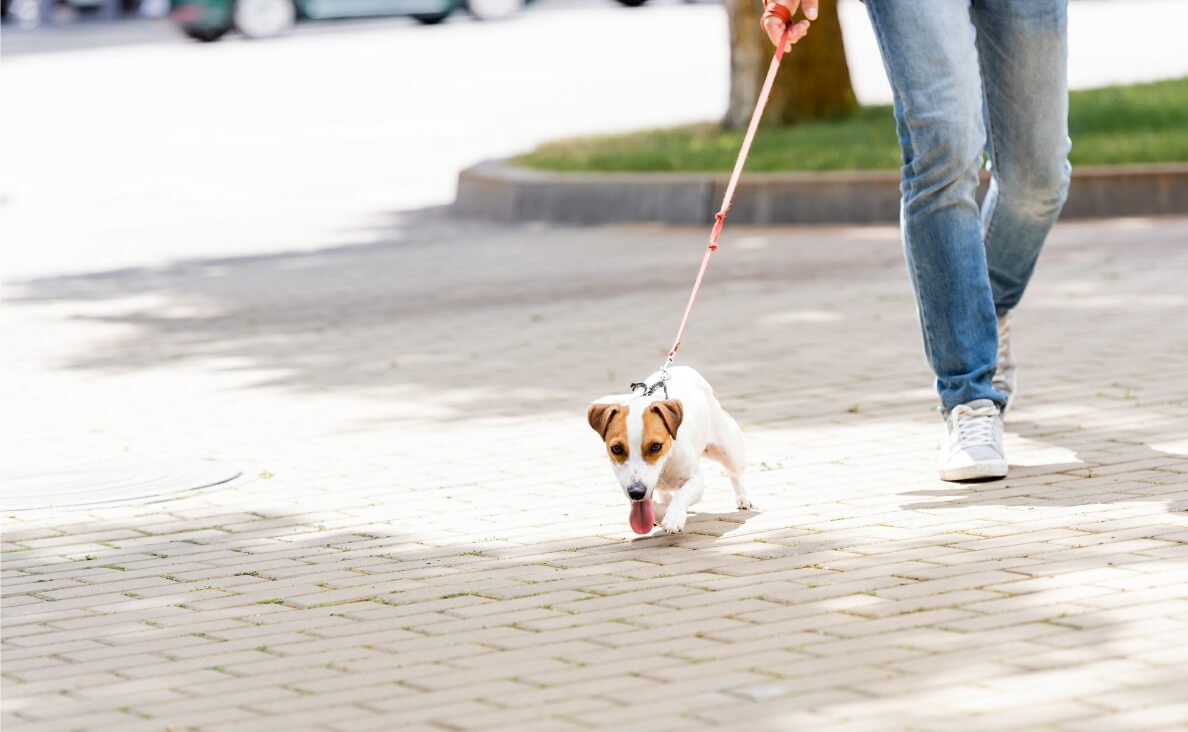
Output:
[660,474,704,534]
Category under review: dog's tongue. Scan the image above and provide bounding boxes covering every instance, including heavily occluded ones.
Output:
[628,499,655,535]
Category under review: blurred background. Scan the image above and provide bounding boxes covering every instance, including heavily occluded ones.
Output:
[2,0,1186,281]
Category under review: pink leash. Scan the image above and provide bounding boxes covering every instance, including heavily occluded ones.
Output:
[641,24,795,395]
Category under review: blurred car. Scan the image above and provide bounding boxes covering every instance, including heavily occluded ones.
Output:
[172,0,643,41]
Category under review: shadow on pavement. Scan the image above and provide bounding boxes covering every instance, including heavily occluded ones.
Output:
[5,210,1187,513]
[2,206,916,425]
[902,417,1188,512]
[5,498,1184,728]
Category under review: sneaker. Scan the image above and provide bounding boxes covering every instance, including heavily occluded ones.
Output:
[993,313,1017,412]
[938,399,1008,481]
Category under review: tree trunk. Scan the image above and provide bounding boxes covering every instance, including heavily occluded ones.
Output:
[724,0,858,129]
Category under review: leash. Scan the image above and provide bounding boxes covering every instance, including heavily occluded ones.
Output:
[633,12,796,398]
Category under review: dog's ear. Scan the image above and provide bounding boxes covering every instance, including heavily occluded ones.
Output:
[587,403,620,440]
[651,400,683,438]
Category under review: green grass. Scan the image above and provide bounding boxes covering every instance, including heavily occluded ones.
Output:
[514,77,1188,173]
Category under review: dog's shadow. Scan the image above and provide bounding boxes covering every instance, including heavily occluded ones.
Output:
[629,508,761,544]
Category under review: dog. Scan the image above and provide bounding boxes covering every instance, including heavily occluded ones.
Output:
[587,366,751,535]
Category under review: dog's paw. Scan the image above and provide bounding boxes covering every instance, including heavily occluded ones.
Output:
[736,496,755,510]
[661,510,687,534]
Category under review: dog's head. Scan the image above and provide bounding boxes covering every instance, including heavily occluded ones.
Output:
[587,398,683,501]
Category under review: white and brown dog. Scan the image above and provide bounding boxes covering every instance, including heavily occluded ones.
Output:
[587,366,751,535]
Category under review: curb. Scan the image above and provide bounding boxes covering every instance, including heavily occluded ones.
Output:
[455,160,1188,225]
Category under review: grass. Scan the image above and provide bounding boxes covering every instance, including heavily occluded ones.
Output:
[514,77,1188,173]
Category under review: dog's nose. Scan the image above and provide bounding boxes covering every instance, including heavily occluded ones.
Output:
[626,483,647,501]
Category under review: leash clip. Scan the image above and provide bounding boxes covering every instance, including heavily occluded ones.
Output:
[629,379,668,400]
[629,360,672,400]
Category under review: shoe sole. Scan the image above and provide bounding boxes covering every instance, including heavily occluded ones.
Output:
[938,460,1009,482]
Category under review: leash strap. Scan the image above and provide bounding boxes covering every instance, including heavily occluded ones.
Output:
[664,24,795,366]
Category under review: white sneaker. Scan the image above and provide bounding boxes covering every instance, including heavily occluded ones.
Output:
[993,313,1017,412]
[938,399,1008,481]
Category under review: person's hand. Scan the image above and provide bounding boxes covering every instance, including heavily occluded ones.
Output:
[761,0,816,52]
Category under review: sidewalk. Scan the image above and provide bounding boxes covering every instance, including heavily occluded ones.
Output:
[3,214,1188,731]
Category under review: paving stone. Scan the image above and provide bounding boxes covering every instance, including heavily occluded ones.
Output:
[3,216,1187,730]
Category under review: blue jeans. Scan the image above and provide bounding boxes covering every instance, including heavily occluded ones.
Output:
[864,0,1071,411]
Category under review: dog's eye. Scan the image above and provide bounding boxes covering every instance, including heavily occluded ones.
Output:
[610,444,624,455]
[649,442,663,453]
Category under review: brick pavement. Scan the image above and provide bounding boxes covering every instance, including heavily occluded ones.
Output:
[3,214,1187,731]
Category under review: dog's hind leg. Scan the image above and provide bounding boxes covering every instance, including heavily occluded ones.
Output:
[708,411,752,510]
[731,477,752,511]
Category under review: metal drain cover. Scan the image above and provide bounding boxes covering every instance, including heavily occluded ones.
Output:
[2,461,241,511]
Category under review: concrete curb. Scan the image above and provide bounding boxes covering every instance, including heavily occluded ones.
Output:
[455,160,1188,225]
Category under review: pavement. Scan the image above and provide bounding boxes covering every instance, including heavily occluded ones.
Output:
[4,211,1188,730]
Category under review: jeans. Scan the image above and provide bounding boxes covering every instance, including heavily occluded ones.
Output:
[864,0,1071,411]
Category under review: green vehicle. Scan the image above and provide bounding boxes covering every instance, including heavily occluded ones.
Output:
[173,0,645,42]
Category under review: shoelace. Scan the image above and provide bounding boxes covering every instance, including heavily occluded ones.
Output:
[951,403,1001,448]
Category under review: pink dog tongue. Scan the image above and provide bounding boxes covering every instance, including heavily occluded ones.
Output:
[629,499,655,535]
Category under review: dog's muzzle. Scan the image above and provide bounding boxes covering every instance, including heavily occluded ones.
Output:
[626,483,648,501]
